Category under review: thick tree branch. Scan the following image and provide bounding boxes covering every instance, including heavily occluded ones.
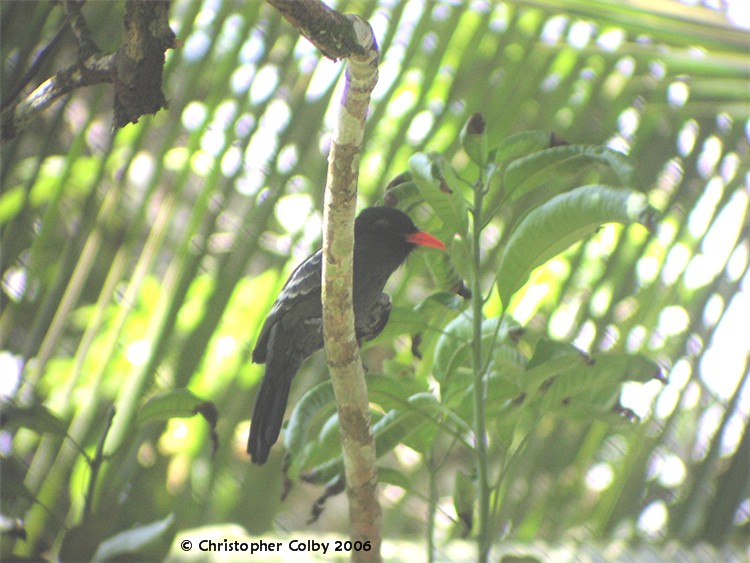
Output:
[113,0,175,128]
[1,52,114,142]
[267,1,382,560]
[266,0,367,60]
[62,0,101,60]
[0,0,175,143]
[321,18,381,563]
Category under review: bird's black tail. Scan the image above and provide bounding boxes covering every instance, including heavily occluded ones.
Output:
[247,368,293,464]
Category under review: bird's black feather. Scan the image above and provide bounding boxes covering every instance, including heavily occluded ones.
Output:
[247,207,443,464]
[252,250,322,364]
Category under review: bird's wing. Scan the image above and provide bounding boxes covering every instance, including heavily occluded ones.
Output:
[252,250,322,363]
[356,293,392,343]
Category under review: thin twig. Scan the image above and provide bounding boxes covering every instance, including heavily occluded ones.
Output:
[1,52,115,142]
[1,14,71,107]
[83,405,116,517]
[471,164,492,562]
[62,0,101,60]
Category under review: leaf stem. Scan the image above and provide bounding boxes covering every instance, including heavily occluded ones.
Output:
[471,170,491,561]
[427,452,438,563]
[83,405,116,517]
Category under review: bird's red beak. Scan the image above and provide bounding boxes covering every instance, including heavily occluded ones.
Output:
[406,230,446,250]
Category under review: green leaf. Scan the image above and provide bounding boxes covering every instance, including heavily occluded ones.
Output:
[522,339,597,394]
[372,392,441,455]
[432,314,474,383]
[298,392,442,484]
[432,313,526,422]
[378,467,412,491]
[370,305,428,342]
[447,360,526,426]
[0,404,67,436]
[504,145,637,203]
[414,290,466,314]
[368,373,431,411]
[409,152,470,236]
[383,179,424,210]
[491,130,558,169]
[373,291,463,345]
[449,236,473,288]
[453,471,476,534]
[91,513,174,563]
[284,381,336,477]
[485,130,569,225]
[286,375,434,477]
[136,390,219,455]
[589,353,665,385]
[422,245,470,299]
[0,457,36,501]
[497,185,655,306]
[137,389,211,423]
[521,341,663,417]
[461,112,489,167]
[433,314,524,384]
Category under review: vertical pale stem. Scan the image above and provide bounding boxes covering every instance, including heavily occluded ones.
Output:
[320,16,382,563]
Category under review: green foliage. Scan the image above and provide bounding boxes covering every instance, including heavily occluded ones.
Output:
[409,152,470,237]
[137,389,219,455]
[0,404,67,436]
[497,184,654,305]
[281,120,669,559]
[501,144,637,201]
[83,513,174,563]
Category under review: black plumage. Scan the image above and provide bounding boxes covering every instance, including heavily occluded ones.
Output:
[248,206,445,464]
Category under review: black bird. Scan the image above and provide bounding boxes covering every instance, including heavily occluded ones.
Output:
[248,206,446,464]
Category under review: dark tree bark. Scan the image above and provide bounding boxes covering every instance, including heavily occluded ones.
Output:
[1,0,175,143]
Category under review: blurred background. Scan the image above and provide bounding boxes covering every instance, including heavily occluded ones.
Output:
[1,0,748,560]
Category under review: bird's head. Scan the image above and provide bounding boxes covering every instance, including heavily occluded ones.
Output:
[355,206,446,254]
